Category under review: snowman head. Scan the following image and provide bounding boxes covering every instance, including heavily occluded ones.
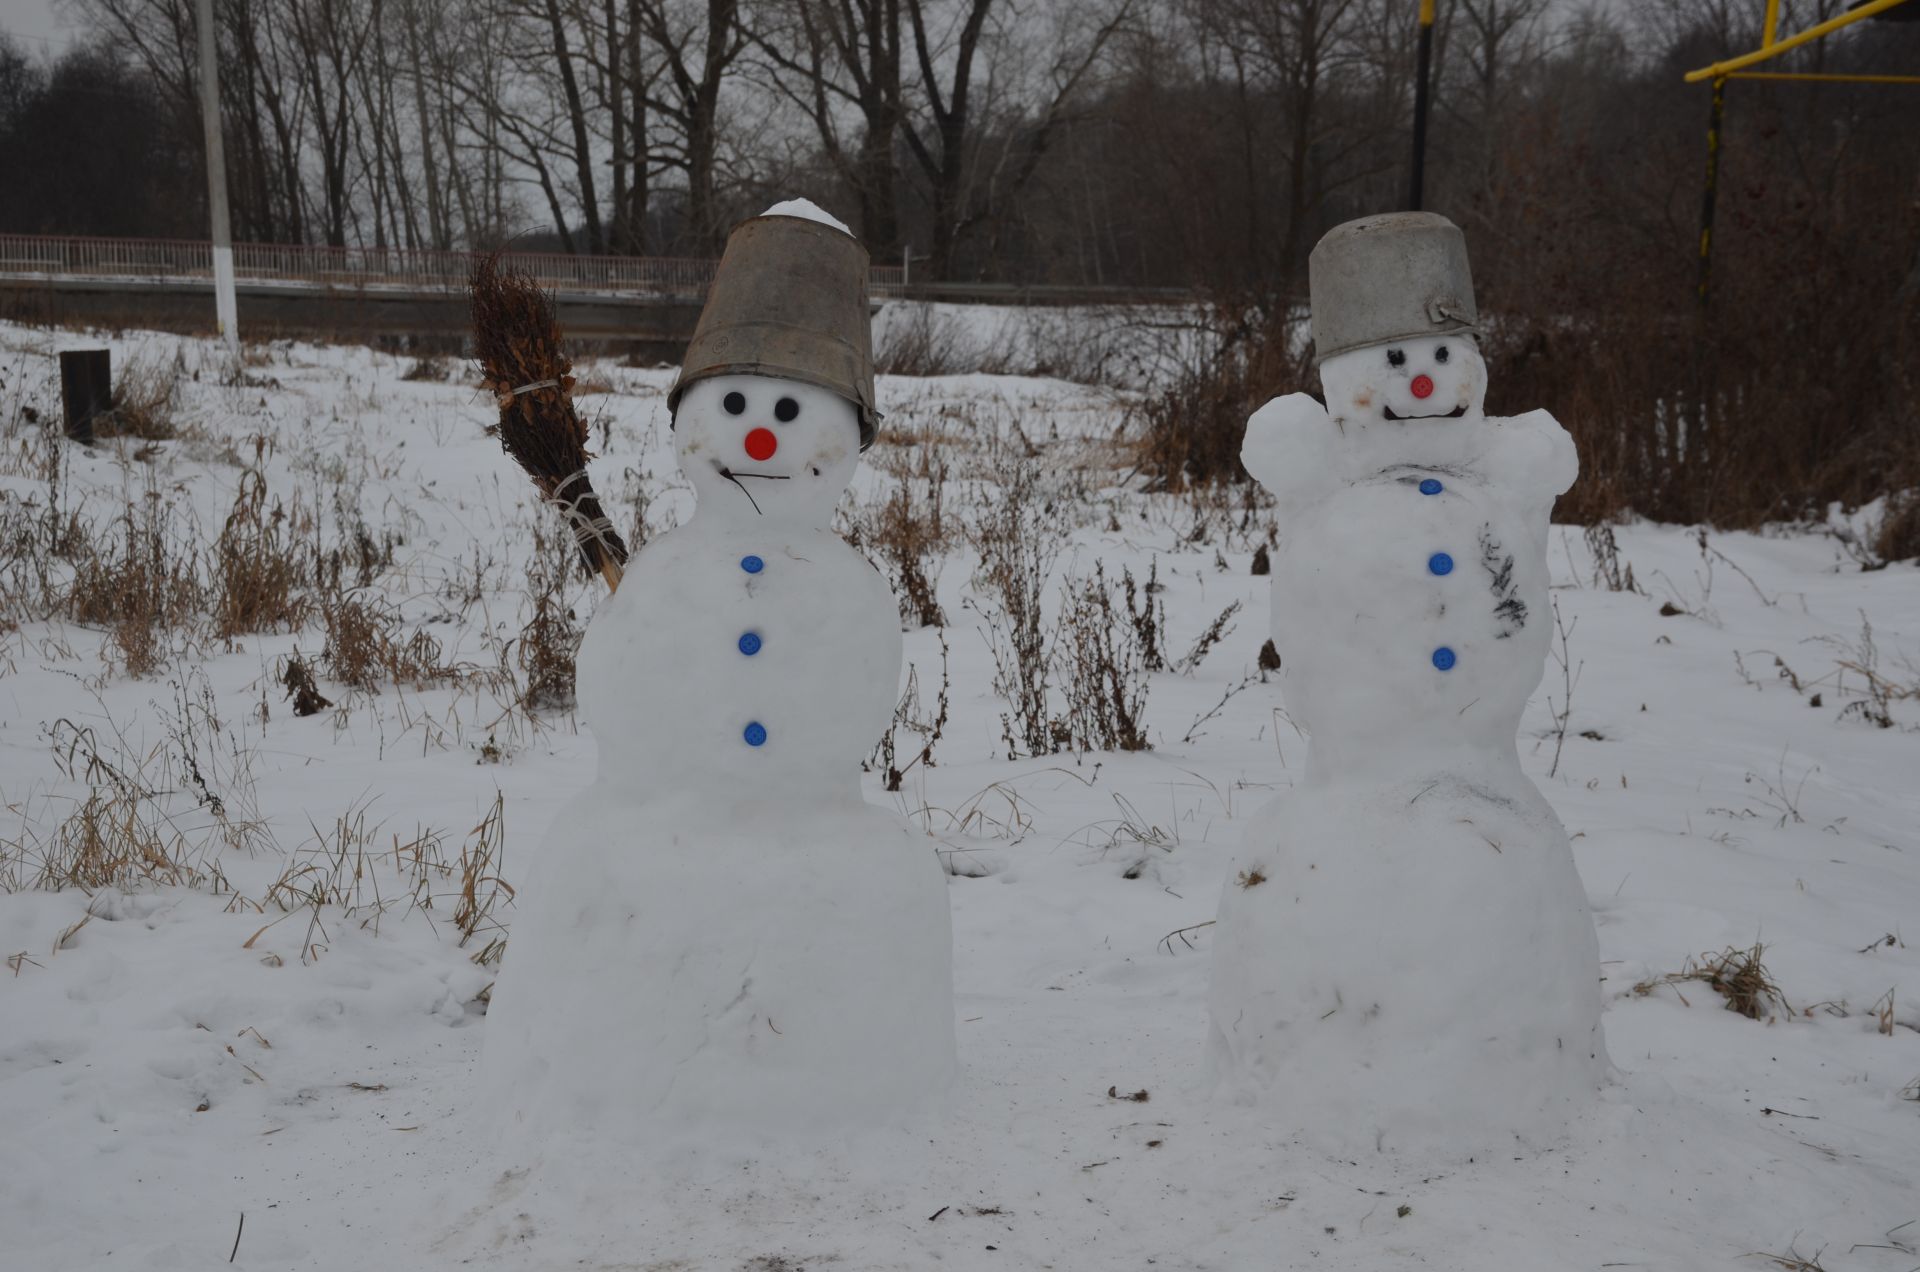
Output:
[1318,333,1487,428]
[673,373,861,529]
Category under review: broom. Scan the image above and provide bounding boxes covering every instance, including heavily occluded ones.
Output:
[469,252,629,593]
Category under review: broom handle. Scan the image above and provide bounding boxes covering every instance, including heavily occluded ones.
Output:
[597,556,623,593]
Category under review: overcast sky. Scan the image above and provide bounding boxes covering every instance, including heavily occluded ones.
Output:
[1,0,76,54]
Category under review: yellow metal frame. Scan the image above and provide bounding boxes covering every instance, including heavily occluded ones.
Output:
[1687,0,1917,317]
[1725,71,1920,83]
[1685,0,1918,84]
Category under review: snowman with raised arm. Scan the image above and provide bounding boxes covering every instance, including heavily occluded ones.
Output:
[483,202,955,1148]
[1207,212,1609,1159]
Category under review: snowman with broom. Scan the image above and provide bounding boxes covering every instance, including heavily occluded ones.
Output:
[474,202,955,1147]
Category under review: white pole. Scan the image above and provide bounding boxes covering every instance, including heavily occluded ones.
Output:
[195,0,239,359]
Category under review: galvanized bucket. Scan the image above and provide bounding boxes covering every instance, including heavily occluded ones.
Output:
[1308,212,1478,366]
[669,213,880,448]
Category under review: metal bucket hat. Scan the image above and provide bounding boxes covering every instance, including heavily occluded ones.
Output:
[1308,212,1478,366]
[668,212,881,449]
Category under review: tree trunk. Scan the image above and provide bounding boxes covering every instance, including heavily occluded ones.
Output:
[545,0,605,253]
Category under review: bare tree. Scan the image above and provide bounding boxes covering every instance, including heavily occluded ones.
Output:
[750,0,905,250]
[900,0,1131,280]
[634,0,747,252]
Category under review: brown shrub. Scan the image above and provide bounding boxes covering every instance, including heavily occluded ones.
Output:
[857,462,950,629]
[1133,306,1302,492]
[1057,562,1151,753]
[1876,491,1920,564]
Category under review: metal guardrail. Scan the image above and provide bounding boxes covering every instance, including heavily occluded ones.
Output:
[0,233,909,298]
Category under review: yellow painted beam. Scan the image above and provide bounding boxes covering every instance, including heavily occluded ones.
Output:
[1728,71,1920,84]
[1762,0,1781,48]
[1684,0,1915,82]
[1419,0,1435,26]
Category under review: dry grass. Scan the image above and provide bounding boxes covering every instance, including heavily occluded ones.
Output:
[251,794,510,966]
[1057,563,1151,753]
[872,635,950,793]
[213,468,311,641]
[850,462,950,629]
[1744,1246,1829,1271]
[1,707,244,896]
[875,303,970,377]
[64,495,205,676]
[8,785,223,894]
[451,792,513,964]
[95,352,180,441]
[318,592,472,694]
[970,461,1062,758]
[514,520,583,711]
[256,801,408,963]
[1634,944,1791,1021]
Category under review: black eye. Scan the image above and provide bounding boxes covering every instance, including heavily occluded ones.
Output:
[723,390,747,416]
[1434,345,1450,364]
[774,397,800,423]
[1387,348,1406,367]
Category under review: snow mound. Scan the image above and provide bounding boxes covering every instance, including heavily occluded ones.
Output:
[762,198,852,234]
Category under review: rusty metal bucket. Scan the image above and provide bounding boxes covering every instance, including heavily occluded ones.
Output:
[1308,212,1478,366]
[668,213,880,448]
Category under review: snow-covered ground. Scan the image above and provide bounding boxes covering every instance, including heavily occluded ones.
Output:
[1,322,1916,1271]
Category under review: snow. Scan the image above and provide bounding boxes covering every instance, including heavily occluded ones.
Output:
[483,372,955,1146]
[1215,336,1604,1158]
[0,322,1915,1269]
[761,198,852,234]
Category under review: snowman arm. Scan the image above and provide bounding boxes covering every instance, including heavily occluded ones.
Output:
[1488,408,1580,500]
[1241,393,1335,503]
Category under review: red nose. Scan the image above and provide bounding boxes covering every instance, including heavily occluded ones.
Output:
[744,428,778,461]
[1410,374,1435,400]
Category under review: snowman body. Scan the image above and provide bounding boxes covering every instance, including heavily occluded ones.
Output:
[1209,336,1607,1159]
[483,373,955,1148]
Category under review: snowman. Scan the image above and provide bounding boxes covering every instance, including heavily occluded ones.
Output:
[1207,212,1608,1159]
[482,202,955,1148]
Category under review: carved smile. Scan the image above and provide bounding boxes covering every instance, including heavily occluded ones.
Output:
[1382,404,1469,421]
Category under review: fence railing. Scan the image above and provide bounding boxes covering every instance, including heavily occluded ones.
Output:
[0,234,908,298]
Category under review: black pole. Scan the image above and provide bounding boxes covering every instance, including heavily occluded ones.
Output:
[1696,77,1726,310]
[1409,2,1436,211]
[1691,77,1728,478]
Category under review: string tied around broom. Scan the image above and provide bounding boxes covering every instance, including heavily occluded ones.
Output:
[548,468,625,579]
[495,377,567,408]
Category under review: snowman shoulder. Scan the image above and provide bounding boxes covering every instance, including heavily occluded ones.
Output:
[1486,408,1579,499]
[1241,393,1337,500]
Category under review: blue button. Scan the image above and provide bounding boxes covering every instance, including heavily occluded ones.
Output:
[1428,552,1454,576]
[1419,478,1443,496]
[743,722,768,747]
[741,555,764,574]
[1432,647,1457,671]
[738,632,762,656]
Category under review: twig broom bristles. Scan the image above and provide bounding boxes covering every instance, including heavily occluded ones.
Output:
[470,253,629,592]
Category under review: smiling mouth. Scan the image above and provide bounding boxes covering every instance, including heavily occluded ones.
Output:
[712,462,790,516]
[1383,404,1469,422]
